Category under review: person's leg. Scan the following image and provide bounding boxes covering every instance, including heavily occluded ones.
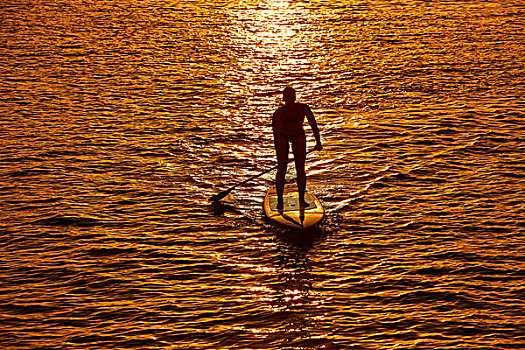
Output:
[292,133,307,206]
[274,133,289,209]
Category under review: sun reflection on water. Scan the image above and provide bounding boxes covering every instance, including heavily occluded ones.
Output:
[215,0,328,162]
[226,0,321,95]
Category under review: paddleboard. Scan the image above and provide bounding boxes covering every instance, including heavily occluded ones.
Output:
[263,183,325,229]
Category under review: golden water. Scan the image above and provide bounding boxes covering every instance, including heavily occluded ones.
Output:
[1,0,524,349]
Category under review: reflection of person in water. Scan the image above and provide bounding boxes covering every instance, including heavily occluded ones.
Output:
[272,87,322,210]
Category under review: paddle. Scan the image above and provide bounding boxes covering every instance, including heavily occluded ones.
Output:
[209,149,315,202]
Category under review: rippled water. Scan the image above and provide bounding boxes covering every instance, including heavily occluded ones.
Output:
[1,0,524,349]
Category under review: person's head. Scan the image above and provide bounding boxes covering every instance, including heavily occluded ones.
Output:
[283,87,296,105]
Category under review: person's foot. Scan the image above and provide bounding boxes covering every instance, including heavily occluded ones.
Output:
[299,200,310,209]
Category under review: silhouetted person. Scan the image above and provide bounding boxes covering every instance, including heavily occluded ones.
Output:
[272,87,322,210]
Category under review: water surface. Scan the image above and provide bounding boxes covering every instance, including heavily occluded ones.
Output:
[1,0,524,349]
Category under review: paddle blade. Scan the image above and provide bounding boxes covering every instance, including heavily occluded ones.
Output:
[209,189,231,202]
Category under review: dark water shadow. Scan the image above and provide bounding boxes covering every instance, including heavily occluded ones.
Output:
[265,211,328,251]
[274,226,328,251]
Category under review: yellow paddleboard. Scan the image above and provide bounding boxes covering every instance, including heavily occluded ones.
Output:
[263,183,325,229]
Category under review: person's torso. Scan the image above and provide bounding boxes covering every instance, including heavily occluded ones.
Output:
[275,103,306,138]
[281,104,305,126]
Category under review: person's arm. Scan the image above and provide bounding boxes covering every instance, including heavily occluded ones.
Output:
[305,105,322,150]
[272,110,279,136]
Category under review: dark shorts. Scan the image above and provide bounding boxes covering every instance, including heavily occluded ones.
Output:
[280,130,305,142]
[274,131,306,160]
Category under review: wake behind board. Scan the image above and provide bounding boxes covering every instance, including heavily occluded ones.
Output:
[263,183,324,229]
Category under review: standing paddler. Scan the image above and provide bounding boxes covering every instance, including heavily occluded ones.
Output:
[272,87,323,210]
